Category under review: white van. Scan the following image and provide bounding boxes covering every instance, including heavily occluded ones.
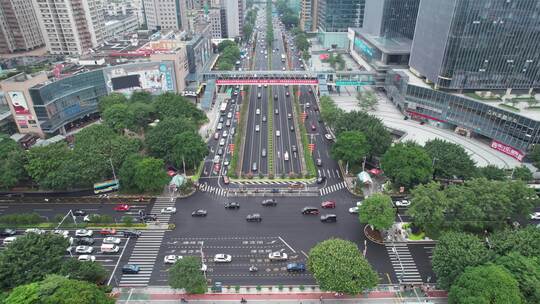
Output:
[101,244,120,253]
[3,236,16,245]
[217,123,223,130]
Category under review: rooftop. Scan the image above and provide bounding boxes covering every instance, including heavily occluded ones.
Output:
[354,29,412,55]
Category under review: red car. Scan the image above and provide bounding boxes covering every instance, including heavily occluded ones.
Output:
[321,201,336,209]
[113,204,130,211]
[99,228,117,235]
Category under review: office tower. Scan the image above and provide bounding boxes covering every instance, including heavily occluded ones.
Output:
[410,0,540,90]
[317,0,364,32]
[143,0,188,31]
[363,0,419,40]
[300,0,318,32]
[33,0,105,55]
[222,0,243,38]
[0,0,44,53]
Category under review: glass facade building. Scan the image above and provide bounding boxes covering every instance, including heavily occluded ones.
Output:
[317,0,365,32]
[410,0,540,90]
[385,70,540,154]
[363,0,419,40]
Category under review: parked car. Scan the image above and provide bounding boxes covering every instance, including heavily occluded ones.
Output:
[3,236,17,245]
[214,254,232,263]
[52,229,69,238]
[261,199,277,206]
[75,246,93,254]
[287,263,306,272]
[321,201,336,208]
[123,230,141,238]
[75,229,93,237]
[103,237,121,244]
[348,207,359,214]
[395,200,411,207]
[530,212,540,220]
[99,228,117,235]
[78,255,96,262]
[288,182,304,189]
[224,202,240,209]
[122,264,140,274]
[246,214,262,222]
[192,209,208,217]
[25,228,45,235]
[0,229,16,237]
[302,207,320,215]
[71,237,94,245]
[113,204,130,211]
[164,255,183,264]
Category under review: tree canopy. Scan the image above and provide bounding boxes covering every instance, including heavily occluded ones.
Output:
[308,239,378,295]
[475,164,506,180]
[145,118,197,162]
[512,165,533,182]
[0,133,27,190]
[358,193,395,231]
[25,143,79,190]
[330,131,369,166]
[168,256,207,294]
[494,252,540,304]
[5,275,114,304]
[448,265,523,304]
[356,90,378,112]
[171,131,208,170]
[380,142,433,189]
[153,93,207,126]
[408,182,447,238]
[319,96,344,129]
[490,226,540,258]
[119,156,169,193]
[59,258,108,285]
[424,139,476,180]
[0,233,69,289]
[431,231,490,289]
[98,92,128,112]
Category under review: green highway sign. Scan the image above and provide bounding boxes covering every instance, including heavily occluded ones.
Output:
[335,80,374,86]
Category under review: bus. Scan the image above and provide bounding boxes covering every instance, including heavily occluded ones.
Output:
[94,179,119,194]
[220,101,228,113]
[281,54,286,62]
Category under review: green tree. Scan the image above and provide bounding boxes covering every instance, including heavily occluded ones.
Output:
[380,142,433,189]
[448,265,523,304]
[319,96,344,129]
[98,92,127,112]
[476,164,506,180]
[408,182,447,238]
[358,193,395,231]
[60,259,108,284]
[243,23,253,40]
[490,226,540,258]
[334,111,392,157]
[171,132,208,170]
[0,234,69,289]
[218,61,234,71]
[168,256,207,294]
[153,93,207,125]
[308,239,378,295]
[356,90,378,111]
[25,143,79,190]
[133,157,169,193]
[217,40,236,52]
[102,103,133,133]
[431,231,490,289]
[494,252,540,303]
[512,165,533,182]
[0,133,27,189]
[145,118,196,162]
[330,131,369,166]
[118,154,144,192]
[130,91,153,104]
[424,139,476,180]
[129,102,155,131]
[5,275,114,304]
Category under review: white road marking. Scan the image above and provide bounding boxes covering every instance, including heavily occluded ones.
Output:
[278,236,296,253]
[107,236,130,285]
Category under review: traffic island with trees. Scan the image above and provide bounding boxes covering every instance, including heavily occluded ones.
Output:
[0,91,208,194]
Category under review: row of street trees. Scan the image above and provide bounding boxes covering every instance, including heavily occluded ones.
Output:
[243,8,258,41]
[217,40,242,71]
[0,233,113,303]
[275,0,299,29]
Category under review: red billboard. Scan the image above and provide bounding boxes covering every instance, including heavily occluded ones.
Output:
[490,140,524,162]
[216,79,318,85]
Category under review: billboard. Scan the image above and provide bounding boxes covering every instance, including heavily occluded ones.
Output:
[8,91,31,115]
[491,140,524,162]
[216,79,319,85]
[104,62,175,96]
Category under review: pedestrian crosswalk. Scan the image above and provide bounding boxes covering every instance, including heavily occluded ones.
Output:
[230,180,311,185]
[319,181,347,195]
[385,243,422,284]
[118,230,166,287]
[151,197,175,222]
[199,183,229,197]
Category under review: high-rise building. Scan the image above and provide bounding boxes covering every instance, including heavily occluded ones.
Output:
[410,0,540,91]
[363,0,419,40]
[0,0,45,53]
[317,0,364,32]
[33,0,105,55]
[300,0,318,32]
[206,8,223,38]
[221,0,243,38]
[143,0,188,31]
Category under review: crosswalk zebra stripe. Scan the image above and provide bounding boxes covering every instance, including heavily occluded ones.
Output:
[319,181,347,195]
[385,244,423,284]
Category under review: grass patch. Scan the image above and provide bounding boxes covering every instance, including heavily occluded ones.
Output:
[293,87,316,178]
[192,160,205,182]
[499,103,520,112]
[267,85,274,175]
[229,87,250,178]
[464,92,500,101]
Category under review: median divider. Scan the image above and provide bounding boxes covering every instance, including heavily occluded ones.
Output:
[229,86,250,178]
[293,87,316,178]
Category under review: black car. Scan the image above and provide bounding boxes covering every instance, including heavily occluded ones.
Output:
[142,214,157,222]
[246,214,262,222]
[192,209,208,217]
[0,228,16,237]
[274,94,278,100]
[123,230,142,238]
[290,125,294,132]
[316,176,326,184]
[73,209,86,216]
[302,207,320,215]
[320,214,337,223]
[261,199,277,206]
[224,202,240,209]
[73,237,94,245]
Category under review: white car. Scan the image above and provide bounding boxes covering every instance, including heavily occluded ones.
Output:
[3,236,16,245]
[75,246,93,254]
[276,130,281,137]
[356,201,363,207]
[52,229,69,238]
[530,212,540,220]
[75,229,93,237]
[324,133,334,141]
[395,200,411,207]
[348,207,359,214]
[227,112,233,119]
[103,237,121,244]
[78,255,96,262]
[268,251,288,261]
[223,159,230,166]
[213,155,220,164]
[25,228,45,235]
[214,254,232,263]
[161,207,177,214]
[256,108,260,115]
[164,255,183,264]
[255,125,260,132]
